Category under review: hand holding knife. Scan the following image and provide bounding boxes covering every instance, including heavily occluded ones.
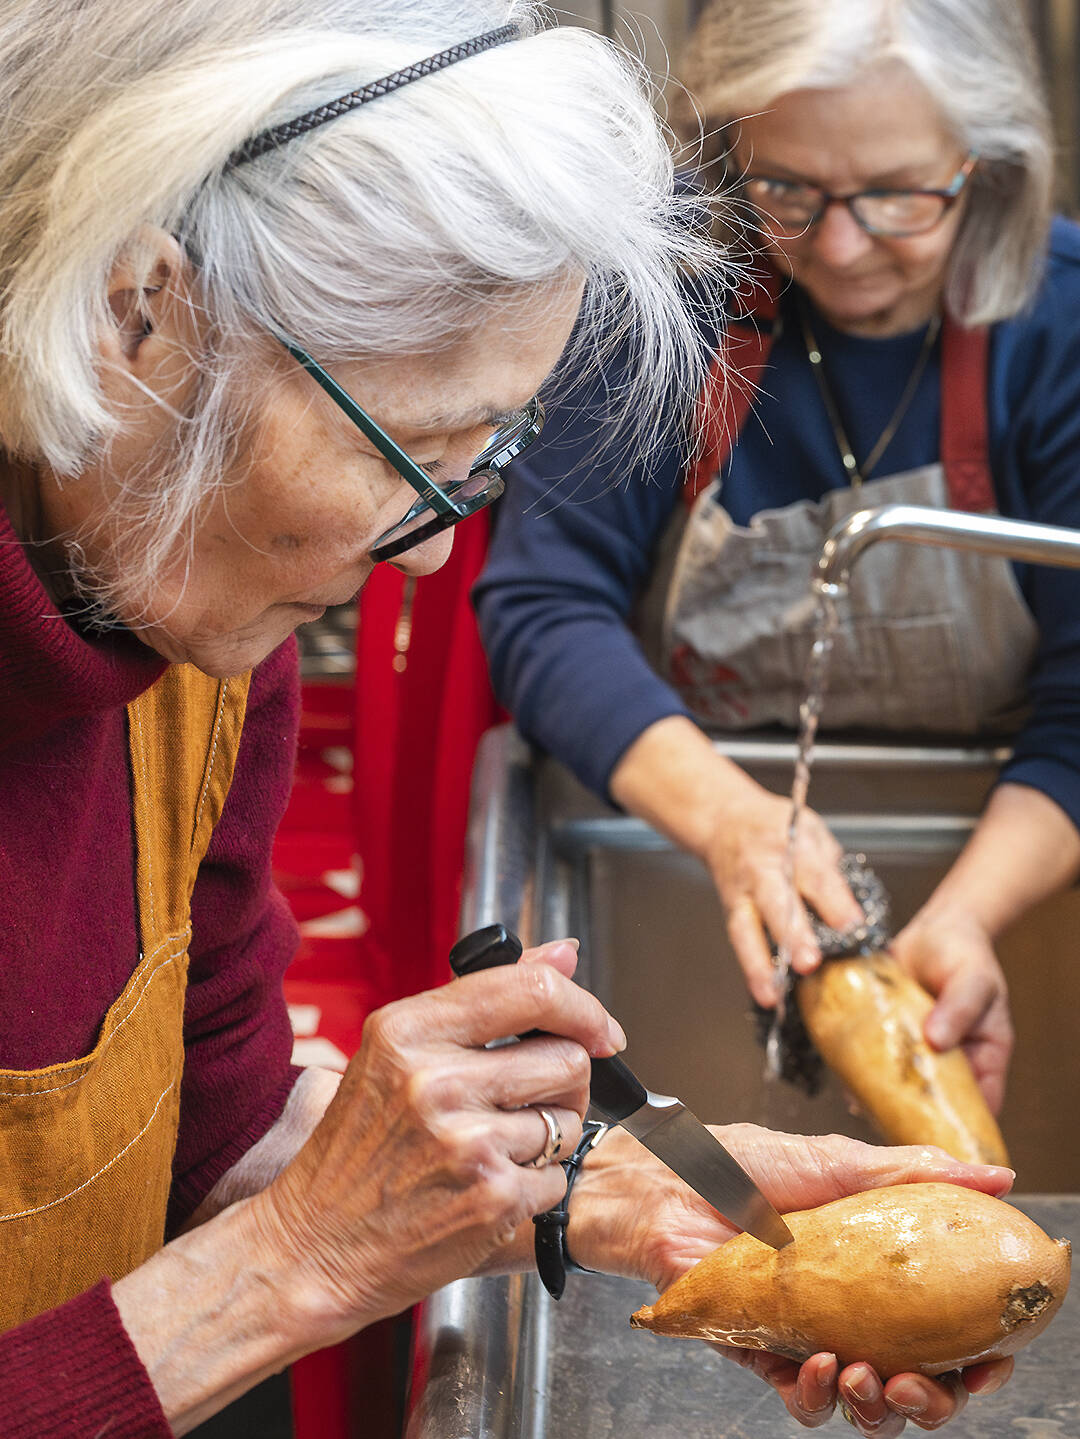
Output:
[449,924,793,1251]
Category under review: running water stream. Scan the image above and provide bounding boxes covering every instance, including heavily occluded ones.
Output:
[765,580,845,1080]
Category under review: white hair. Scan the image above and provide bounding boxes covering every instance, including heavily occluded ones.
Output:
[0,0,723,613]
[678,0,1054,327]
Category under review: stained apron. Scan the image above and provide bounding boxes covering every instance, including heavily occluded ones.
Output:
[0,664,250,1332]
[650,299,1039,735]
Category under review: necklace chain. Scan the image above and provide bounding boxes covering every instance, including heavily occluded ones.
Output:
[797,296,942,488]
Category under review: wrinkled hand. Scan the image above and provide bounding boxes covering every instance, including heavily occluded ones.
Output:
[251,939,625,1347]
[569,1123,1016,1434]
[702,783,862,1005]
[892,907,1013,1113]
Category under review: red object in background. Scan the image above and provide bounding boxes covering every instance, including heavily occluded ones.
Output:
[278,517,501,1439]
[274,682,395,1438]
[274,680,392,1054]
[353,514,503,997]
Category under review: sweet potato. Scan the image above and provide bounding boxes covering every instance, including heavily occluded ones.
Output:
[631,1183,1070,1378]
[796,952,1009,1165]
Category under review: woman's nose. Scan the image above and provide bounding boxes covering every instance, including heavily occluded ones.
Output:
[810,201,875,268]
[391,525,455,578]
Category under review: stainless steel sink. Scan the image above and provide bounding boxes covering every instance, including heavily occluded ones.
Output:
[465,724,1079,1191]
[404,724,1080,1439]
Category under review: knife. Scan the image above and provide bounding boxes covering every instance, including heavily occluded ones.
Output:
[449,924,794,1250]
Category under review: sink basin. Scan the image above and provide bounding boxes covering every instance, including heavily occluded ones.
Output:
[404,726,1080,1439]
[467,725,1079,1190]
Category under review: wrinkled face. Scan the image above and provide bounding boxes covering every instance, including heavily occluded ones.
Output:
[732,62,969,336]
[49,282,582,676]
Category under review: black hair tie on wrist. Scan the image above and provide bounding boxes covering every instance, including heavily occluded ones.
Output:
[533,1119,609,1299]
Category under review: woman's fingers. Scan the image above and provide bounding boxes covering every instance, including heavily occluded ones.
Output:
[518,937,580,979]
[925,967,1012,1115]
[963,1029,1011,1117]
[754,870,822,976]
[723,1344,985,1434]
[467,1033,594,1114]
[892,919,1014,1113]
[725,818,859,982]
[884,1369,968,1429]
[248,945,633,1335]
[790,1352,838,1427]
[922,959,1003,1052]
[810,1132,1014,1197]
[511,1104,582,1167]
[706,791,863,993]
[725,898,783,1005]
[961,1356,1013,1396]
[721,1348,841,1431]
[838,1364,907,1437]
[386,961,626,1058]
[708,1124,1015,1213]
[795,831,864,936]
[454,1104,583,1170]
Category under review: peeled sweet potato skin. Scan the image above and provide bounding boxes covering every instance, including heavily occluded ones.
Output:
[631,1183,1071,1378]
[796,953,1009,1166]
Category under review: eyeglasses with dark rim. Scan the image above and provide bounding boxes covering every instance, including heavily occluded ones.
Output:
[741,152,978,239]
[278,336,544,562]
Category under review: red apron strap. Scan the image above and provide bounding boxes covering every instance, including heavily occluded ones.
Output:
[683,269,781,507]
[941,317,994,511]
[687,289,993,513]
[683,325,775,506]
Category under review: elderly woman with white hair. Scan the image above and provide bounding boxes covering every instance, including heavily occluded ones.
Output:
[0,0,1017,1435]
[478,0,1075,1152]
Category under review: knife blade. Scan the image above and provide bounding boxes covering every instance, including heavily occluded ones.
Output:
[449,924,794,1250]
[619,1093,794,1250]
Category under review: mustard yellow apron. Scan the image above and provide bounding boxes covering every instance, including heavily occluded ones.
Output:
[0,664,250,1332]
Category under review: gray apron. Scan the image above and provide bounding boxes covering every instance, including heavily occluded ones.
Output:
[648,310,1038,736]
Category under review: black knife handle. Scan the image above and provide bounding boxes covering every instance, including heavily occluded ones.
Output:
[586,1051,647,1121]
[448,923,522,974]
[448,925,648,1123]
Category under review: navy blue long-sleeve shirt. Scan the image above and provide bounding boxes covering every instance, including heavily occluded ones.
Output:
[474,217,1080,835]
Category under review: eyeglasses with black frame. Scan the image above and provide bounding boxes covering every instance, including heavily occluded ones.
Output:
[742,152,978,239]
[278,336,544,562]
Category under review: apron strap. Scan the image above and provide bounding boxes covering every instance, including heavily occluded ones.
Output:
[940,317,994,512]
[128,664,252,945]
[683,267,780,505]
[684,266,994,514]
[683,311,778,507]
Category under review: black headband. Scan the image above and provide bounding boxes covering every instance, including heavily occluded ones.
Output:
[225,23,520,170]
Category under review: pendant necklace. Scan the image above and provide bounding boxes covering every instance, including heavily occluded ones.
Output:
[797,294,942,488]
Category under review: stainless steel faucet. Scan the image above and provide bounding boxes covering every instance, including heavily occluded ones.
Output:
[815,502,1080,591]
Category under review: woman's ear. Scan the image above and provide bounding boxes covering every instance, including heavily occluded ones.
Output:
[100,229,202,387]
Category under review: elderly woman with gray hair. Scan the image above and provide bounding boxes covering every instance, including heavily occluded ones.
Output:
[479,0,1075,1166]
[0,0,1018,1435]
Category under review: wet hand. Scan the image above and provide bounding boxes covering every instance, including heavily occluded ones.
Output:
[701,785,863,1005]
[567,1125,1014,1431]
[737,1349,1013,1434]
[891,908,1013,1113]
[249,940,625,1347]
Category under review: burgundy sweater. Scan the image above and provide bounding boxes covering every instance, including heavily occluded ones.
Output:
[0,503,302,1434]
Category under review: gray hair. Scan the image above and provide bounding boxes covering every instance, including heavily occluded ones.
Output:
[0,0,722,614]
[678,0,1054,327]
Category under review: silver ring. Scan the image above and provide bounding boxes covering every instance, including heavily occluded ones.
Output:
[525,1107,563,1168]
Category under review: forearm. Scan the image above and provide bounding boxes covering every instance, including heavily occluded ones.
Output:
[115,1070,346,1430]
[113,1195,337,1433]
[609,715,760,857]
[187,1066,341,1226]
[0,1072,340,1436]
[918,782,1080,937]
